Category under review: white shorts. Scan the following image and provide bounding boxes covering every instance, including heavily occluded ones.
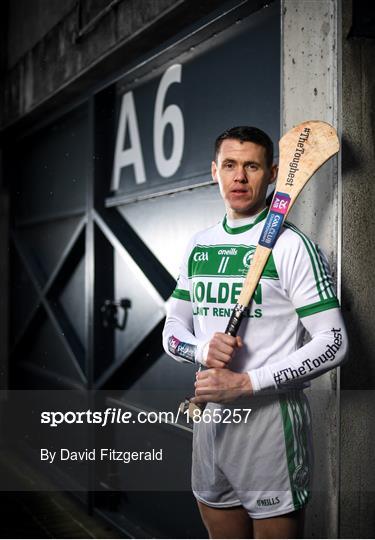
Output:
[192,390,312,519]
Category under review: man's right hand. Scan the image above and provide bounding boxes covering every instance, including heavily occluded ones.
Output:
[204,332,243,369]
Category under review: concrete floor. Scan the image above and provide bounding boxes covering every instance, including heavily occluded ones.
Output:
[0,450,125,539]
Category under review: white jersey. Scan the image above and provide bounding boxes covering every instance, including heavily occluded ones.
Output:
[163,208,347,392]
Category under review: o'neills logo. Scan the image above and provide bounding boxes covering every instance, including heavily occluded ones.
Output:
[286,127,311,186]
[218,248,238,256]
[257,497,280,507]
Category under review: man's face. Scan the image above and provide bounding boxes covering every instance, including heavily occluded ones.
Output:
[212,138,277,219]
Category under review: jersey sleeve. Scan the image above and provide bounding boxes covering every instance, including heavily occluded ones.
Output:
[249,307,348,392]
[162,236,206,364]
[279,224,340,318]
[170,239,192,303]
[249,226,347,392]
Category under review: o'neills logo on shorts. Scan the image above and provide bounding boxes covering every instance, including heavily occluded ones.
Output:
[256,497,280,507]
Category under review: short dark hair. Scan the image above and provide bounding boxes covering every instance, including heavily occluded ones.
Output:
[214,126,274,167]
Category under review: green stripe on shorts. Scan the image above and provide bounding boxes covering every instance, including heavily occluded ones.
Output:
[279,392,310,510]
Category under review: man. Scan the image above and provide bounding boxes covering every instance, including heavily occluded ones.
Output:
[162,126,348,539]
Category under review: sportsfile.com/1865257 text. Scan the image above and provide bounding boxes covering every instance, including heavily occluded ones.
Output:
[40,407,252,427]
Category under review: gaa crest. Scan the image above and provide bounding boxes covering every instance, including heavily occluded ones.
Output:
[242,248,256,269]
[293,464,309,490]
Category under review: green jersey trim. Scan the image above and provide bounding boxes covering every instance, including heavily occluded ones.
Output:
[171,288,191,301]
[296,298,339,318]
[222,208,268,234]
[284,223,336,302]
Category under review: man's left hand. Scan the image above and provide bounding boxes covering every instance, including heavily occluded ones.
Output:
[191,369,253,404]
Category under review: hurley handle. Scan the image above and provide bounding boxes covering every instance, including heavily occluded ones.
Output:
[225,245,272,336]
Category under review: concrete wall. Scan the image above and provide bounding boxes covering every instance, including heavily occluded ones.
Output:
[7,0,76,68]
[282,1,340,537]
[340,0,375,537]
[0,0,234,132]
